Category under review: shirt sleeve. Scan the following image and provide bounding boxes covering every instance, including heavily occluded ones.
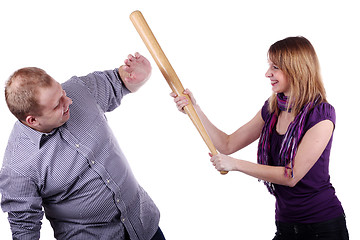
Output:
[305,102,336,131]
[0,166,43,240]
[75,68,131,113]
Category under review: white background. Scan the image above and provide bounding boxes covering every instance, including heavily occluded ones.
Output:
[1,0,359,239]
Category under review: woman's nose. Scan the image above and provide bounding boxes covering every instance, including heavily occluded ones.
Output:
[265,68,272,78]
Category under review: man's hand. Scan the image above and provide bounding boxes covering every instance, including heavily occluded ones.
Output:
[119,52,152,92]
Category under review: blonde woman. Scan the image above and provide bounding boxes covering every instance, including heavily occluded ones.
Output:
[171,37,348,240]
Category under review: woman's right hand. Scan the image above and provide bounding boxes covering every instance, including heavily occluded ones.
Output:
[170,88,197,114]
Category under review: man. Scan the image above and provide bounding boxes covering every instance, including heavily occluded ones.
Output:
[0,53,165,240]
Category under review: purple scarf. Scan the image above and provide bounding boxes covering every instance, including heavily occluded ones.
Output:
[257,93,316,194]
[277,93,292,112]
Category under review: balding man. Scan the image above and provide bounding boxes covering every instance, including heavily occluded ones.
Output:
[0,53,165,240]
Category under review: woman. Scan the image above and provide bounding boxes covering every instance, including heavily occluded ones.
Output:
[171,36,349,240]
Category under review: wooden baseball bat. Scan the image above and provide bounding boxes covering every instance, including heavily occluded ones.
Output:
[130,10,228,175]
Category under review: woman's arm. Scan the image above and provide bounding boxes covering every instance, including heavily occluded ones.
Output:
[211,119,334,187]
[171,89,264,155]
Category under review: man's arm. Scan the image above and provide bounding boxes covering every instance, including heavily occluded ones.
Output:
[119,52,151,93]
[70,52,151,112]
[0,167,43,239]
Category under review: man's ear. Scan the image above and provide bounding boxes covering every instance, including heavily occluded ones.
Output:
[25,115,39,127]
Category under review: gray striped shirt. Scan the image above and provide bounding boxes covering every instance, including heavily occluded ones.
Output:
[0,69,160,239]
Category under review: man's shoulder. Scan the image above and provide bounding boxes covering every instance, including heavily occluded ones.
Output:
[61,76,86,91]
[4,122,41,164]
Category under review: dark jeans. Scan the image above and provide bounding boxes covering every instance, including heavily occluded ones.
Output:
[150,227,166,240]
[272,215,349,240]
[124,227,165,240]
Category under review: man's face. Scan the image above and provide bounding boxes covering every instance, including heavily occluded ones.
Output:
[34,79,73,133]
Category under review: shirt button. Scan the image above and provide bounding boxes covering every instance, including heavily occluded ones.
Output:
[116,199,120,203]
[122,218,126,223]
[75,144,80,148]
[106,179,110,183]
[91,160,95,164]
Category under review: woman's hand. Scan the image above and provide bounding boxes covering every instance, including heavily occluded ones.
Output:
[170,89,197,114]
[209,153,238,172]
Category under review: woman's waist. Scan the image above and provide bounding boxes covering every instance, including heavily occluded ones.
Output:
[274,184,344,223]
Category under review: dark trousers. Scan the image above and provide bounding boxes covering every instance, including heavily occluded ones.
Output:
[272,215,349,240]
[150,227,166,240]
[124,227,165,240]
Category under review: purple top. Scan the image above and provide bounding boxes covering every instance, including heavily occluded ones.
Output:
[261,100,344,223]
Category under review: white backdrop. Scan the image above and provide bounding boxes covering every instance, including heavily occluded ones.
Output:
[0,0,359,239]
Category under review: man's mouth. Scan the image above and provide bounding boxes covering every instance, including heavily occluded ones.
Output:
[63,106,70,115]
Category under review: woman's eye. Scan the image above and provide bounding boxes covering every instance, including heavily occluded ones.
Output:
[273,65,279,70]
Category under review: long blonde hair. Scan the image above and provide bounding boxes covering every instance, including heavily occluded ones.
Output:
[268,36,327,115]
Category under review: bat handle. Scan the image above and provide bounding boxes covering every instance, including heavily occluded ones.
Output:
[208,144,228,175]
[182,104,227,175]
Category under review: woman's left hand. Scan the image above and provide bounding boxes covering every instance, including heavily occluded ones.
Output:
[210,153,238,172]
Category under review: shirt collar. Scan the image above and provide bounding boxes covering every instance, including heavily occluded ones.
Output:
[16,121,58,149]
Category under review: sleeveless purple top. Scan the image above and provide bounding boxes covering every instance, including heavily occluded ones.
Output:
[261,100,344,223]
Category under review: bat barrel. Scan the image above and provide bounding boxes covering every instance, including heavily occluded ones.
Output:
[130,10,228,175]
[130,10,183,96]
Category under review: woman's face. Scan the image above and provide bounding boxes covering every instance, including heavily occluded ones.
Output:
[265,61,291,96]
